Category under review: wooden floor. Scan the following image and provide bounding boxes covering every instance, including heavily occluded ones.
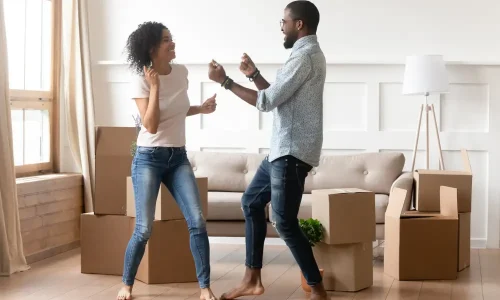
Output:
[0,244,498,300]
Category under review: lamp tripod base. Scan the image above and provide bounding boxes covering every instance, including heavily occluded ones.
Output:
[410,97,445,172]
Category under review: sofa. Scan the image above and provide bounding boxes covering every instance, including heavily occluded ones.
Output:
[187,151,414,241]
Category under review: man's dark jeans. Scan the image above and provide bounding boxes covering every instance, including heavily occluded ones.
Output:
[241,155,323,286]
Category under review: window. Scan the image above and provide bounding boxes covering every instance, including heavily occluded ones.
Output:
[4,0,60,176]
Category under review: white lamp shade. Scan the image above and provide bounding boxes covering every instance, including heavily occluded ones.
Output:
[402,55,449,95]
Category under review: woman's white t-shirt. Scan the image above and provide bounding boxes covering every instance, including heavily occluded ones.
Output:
[130,64,190,147]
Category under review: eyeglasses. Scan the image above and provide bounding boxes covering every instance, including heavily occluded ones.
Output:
[280,18,301,28]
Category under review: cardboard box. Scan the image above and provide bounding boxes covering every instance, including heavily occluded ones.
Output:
[311,188,375,244]
[126,177,208,220]
[95,126,137,215]
[131,219,197,284]
[458,212,471,271]
[384,186,459,280]
[80,213,132,275]
[313,242,373,292]
[414,149,472,212]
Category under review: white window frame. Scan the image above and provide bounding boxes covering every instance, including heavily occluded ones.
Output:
[7,0,61,177]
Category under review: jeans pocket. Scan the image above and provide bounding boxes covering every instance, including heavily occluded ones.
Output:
[271,157,288,180]
[296,165,310,188]
[296,161,312,174]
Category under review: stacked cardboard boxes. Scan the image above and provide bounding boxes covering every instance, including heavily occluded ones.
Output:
[81,127,137,276]
[384,149,473,280]
[81,126,208,285]
[414,149,472,272]
[311,188,375,292]
[81,213,131,275]
[384,187,459,280]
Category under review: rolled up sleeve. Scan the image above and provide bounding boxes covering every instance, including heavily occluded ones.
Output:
[256,55,312,112]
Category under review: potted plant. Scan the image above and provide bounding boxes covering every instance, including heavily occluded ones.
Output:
[130,114,141,157]
[298,218,325,293]
[130,141,137,157]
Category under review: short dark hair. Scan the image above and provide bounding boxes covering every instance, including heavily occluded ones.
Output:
[286,1,320,34]
[125,21,168,74]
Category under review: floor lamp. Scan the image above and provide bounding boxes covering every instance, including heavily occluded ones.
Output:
[402,55,450,172]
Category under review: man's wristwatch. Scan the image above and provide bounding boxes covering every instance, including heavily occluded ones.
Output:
[221,76,233,90]
[247,69,260,82]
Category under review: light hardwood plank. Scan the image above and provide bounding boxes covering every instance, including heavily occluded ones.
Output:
[1,245,499,300]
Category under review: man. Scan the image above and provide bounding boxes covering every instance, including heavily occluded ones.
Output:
[208,1,327,299]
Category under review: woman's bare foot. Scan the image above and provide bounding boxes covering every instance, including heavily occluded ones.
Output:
[200,287,218,300]
[220,268,264,299]
[117,285,132,300]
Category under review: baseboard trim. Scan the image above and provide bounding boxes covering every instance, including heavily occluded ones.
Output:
[26,240,81,264]
[471,238,487,249]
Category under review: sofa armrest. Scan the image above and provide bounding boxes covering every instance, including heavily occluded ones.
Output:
[390,172,414,211]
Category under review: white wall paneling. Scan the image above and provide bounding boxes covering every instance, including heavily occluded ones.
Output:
[323,82,368,131]
[441,83,489,132]
[379,83,441,132]
[201,81,257,131]
[321,149,366,156]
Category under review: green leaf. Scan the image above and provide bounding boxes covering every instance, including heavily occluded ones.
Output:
[130,141,137,157]
[298,218,324,247]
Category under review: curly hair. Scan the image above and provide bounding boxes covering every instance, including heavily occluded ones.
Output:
[125,21,168,75]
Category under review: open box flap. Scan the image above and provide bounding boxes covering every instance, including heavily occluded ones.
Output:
[440,186,459,218]
[394,186,458,220]
[385,188,408,219]
[95,126,137,156]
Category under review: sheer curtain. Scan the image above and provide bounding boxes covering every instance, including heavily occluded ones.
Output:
[0,0,30,276]
[62,0,96,212]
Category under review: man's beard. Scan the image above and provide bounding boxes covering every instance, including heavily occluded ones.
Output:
[283,33,298,49]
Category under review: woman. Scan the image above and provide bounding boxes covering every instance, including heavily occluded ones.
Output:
[117,21,218,300]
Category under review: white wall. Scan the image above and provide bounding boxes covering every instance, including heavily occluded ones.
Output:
[76,0,500,248]
[87,0,500,64]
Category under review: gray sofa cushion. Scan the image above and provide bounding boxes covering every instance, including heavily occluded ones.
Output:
[304,152,405,194]
[188,151,405,195]
[188,152,266,192]
[206,192,270,221]
[206,192,244,220]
